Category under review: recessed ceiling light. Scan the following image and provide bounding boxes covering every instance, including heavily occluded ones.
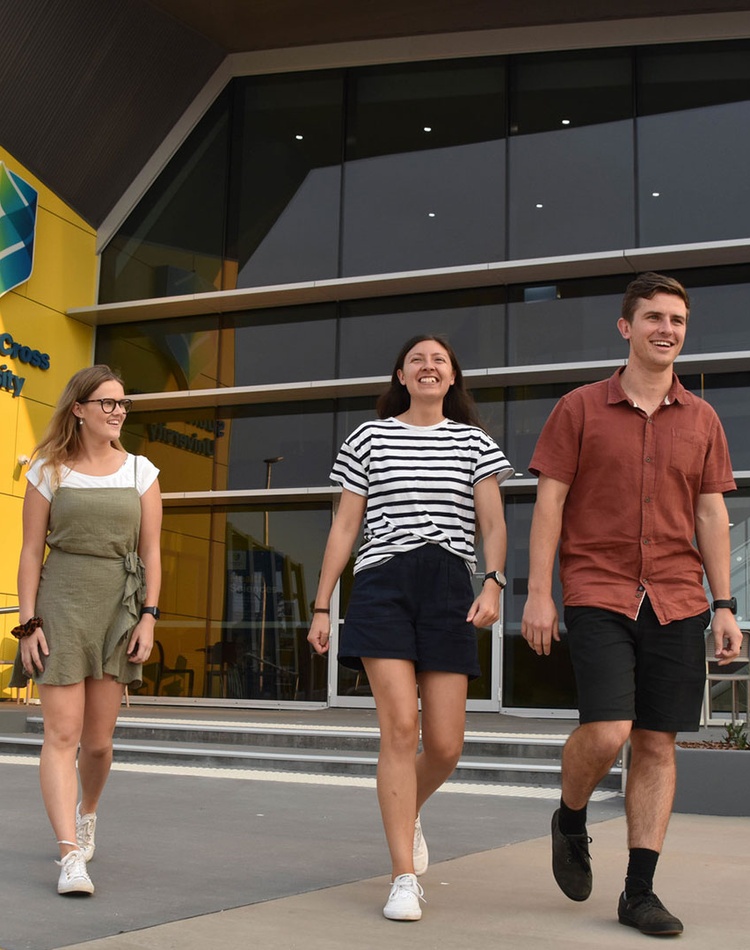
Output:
[423,126,432,132]
[535,203,544,209]
[428,212,436,217]
[561,119,571,126]
[652,191,660,197]
[295,134,304,141]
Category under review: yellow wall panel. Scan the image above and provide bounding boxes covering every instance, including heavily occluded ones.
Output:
[0,493,23,595]
[24,208,97,312]
[0,146,98,640]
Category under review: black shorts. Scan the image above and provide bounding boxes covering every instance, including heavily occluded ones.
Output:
[563,595,710,732]
[338,544,481,679]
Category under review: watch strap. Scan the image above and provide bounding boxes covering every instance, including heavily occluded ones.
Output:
[711,598,737,613]
[483,571,507,589]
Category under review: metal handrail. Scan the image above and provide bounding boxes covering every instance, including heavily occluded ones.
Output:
[0,606,20,615]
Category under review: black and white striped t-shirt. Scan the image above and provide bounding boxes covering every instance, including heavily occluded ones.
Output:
[331,417,514,574]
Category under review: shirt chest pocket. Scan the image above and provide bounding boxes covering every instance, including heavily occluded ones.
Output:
[669,428,708,476]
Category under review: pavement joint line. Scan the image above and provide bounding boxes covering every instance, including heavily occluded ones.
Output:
[0,753,619,800]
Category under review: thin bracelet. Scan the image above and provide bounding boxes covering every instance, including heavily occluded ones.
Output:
[313,607,330,614]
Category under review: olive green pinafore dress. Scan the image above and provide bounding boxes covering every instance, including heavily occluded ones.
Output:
[11,460,147,688]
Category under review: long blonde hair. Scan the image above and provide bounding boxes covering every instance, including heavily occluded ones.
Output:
[33,365,126,486]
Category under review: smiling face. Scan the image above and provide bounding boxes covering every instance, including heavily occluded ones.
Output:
[396,339,456,403]
[73,379,128,442]
[617,292,688,372]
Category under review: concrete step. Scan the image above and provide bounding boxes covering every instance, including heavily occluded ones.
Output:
[1,717,622,790]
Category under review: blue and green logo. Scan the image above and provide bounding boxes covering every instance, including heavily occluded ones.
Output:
[0,161,37,297]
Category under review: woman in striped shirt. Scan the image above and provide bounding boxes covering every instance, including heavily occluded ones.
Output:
[308,335,512,921]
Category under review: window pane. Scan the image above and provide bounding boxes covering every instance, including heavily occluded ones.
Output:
[506,382,580,476]
[224,402,335,490]
[224,304,337,386]
[503,497,576,708]
[508,276,626,365]
[342,59,506,275]
[96,316,222,392]
[99,92,231,303]
[637,41,750,246]
[230,72,344,288]
[684,373,750,472]
[508,50,634,258]
[339,288,506,378]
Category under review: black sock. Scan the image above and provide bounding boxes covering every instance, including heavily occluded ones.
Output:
[625,848,659,896]
[558,798,588,836]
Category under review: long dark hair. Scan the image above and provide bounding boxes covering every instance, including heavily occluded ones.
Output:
[376,334,483,427]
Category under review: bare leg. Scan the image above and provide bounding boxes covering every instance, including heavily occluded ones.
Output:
[78,676,124,814]
[37,682,86,858]
[415,671,468,812]
[363,657,420,878]
[561,720,632,809]
[625,729,676,852]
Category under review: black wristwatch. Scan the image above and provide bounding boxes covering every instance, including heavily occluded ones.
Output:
[140,606,161,620]
[711,598,737,614]
[483,571,507,589]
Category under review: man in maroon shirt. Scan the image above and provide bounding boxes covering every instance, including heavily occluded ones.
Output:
[521,272,743,937]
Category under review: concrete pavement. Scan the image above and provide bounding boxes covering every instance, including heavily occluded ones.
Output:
[1,705,748,950]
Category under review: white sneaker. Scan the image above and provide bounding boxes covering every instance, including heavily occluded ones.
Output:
[383,873,424,921]
[56,848,95,895]
[76,803,97,861]
[413,815,429,876]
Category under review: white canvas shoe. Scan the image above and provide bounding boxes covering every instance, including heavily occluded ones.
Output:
[56,846,94,895]
[76,803,97,861]
[383,873,424,921]
[413,814,429,876]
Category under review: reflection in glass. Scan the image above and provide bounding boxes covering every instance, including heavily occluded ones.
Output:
[96,315,222,393]
[506,382,580,476]
[230,72,344,287]
[99,91,232,303]
[342,59,506,276]
[637,41,750,246]
[508,50,634,258]
[224,401,335,490]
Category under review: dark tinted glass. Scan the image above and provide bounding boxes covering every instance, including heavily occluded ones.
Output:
[508,49,634,258]
[99,92,231,303]
[503,497,576,708]
[508,276,627,365]
[339,288,506,378]
[96,315,221,393]
[342,59,506,275]
[637,42,750,245]
[506,382,582,475]
[683,373,750,472]
[224,401,335,490]
[229,72,344,287]
[224,303,337,386]
[678,265,750,354]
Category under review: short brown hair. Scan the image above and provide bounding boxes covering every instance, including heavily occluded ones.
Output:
[621,272,690,324]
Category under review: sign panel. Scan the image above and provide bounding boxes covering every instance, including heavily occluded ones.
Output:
[0,161,37,297]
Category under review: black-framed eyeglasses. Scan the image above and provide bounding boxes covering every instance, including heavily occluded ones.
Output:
[79,398,133,414]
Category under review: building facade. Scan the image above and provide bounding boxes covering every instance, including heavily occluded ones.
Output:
[3,9,749,714]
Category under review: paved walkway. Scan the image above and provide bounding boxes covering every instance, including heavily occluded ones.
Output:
[1,705,747,950]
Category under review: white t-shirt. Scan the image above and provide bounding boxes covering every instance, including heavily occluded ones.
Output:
[331,417,513,574]
[27,454,160,502]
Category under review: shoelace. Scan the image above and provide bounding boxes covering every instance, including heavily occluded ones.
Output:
[77,813,95,842]
[57,849,88,880]
[627,889,666,910]
[392,877,426,904]
[565,833,593,868]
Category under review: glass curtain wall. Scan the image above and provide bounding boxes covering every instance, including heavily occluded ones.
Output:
[100,41,750,304]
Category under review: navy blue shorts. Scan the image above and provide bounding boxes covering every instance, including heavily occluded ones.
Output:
[564,595,710,732]
[338,544,481,679]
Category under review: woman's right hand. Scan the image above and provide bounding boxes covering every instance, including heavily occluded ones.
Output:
[19,627,49,677]
[307,613,332,655]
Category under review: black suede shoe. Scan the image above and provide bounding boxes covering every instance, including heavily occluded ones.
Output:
[551,808,592,901]
[618,889,684,936]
